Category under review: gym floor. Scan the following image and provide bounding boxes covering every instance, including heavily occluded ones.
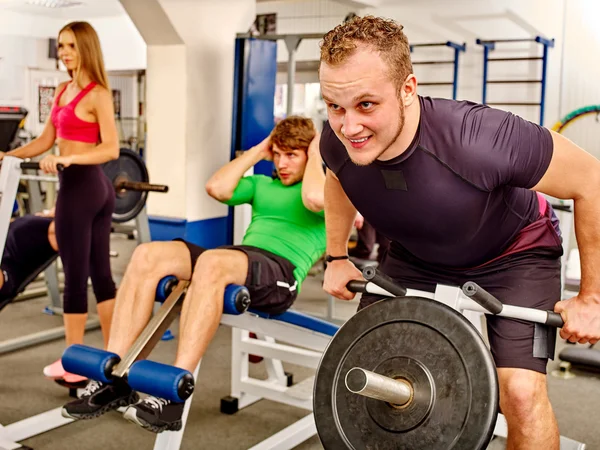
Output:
[0,235,598,450]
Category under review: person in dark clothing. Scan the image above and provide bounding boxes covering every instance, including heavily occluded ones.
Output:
[349,213,389,263]
[0,215,58,309]
[318,15,600,450]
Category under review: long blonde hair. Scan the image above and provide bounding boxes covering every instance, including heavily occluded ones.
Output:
[58,21,110,90]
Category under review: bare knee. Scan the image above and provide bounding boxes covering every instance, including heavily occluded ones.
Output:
[499,369,548,421]
[191,250,246,287]
[129,243,163,275]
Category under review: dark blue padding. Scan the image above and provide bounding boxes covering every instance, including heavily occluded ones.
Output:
[128,360,191,403]
[248,309,339,337]
[224,284,249,315]
[156,275,177,303]
[62,344,120,384]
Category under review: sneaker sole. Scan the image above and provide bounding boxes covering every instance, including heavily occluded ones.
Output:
[122,408,182,433]
[61,393,140,420]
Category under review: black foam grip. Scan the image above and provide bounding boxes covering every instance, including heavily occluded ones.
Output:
[20,162,64,172]
[546,312,564,328]
[346,280,368,293]
[361,267,407,296]
[462,282,503,314]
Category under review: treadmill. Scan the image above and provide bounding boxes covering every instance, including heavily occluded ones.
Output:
[0,106,28,152]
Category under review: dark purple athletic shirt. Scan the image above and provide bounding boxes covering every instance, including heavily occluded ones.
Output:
[321,96,562,268]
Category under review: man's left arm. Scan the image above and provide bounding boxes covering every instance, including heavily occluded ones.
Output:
[301,132,326,212]
[532,130,600,344]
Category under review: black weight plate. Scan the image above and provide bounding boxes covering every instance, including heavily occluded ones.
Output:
[314,296,498,450]
[102,148,149,223]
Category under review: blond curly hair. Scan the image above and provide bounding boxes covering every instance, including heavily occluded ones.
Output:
[320,15,413,93]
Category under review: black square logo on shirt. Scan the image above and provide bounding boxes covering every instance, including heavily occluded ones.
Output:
[381,170,408,191]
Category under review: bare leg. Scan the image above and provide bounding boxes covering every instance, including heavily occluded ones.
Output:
[96,299,115,348]
[498,368,559,450]
[174,249,248,372]
[107,241,192,357]
[64,313,88,346]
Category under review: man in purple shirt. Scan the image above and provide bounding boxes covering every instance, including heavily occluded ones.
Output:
[319,15,600,450]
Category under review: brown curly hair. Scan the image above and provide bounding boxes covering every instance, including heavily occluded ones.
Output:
[320,15,413,93]
[271,116,316,152]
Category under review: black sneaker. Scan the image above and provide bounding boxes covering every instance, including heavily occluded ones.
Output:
[61,380,140,420]
[123,396,184,433]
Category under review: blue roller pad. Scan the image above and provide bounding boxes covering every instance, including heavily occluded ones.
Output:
[223,284,250,315]
[62,344,120,384]
[128,360,192,403]
[156,275,178,303]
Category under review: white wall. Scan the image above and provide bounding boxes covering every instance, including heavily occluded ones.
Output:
[89,16,146,71]
[0,36,57,105]
[151,0,256,222]
[557,0,600,159]
[145,44,188,218]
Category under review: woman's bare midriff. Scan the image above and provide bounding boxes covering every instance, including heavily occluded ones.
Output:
[56,139,97,157]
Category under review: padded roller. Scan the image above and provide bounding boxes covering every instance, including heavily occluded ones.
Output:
[156,275,178,303]
[560,347,600,368]
[128,360,194,403]
[223,284,251,315]
[62,344,120,383]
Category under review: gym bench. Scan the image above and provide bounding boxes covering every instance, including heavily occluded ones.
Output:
[62,276,338,450]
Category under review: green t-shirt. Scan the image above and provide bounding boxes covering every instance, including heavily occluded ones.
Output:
[224,175,326,288]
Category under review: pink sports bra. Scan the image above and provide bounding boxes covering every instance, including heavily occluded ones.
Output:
[51,82,100,144]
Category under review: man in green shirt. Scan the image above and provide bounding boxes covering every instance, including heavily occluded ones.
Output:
[62,116,326,432]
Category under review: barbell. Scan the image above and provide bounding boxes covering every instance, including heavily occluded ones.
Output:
[20,148,168,224]
[102,148,168,223]
[313,267,564,450]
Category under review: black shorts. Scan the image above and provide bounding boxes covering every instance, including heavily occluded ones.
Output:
[178,240,298,315]
[359,242,562,374]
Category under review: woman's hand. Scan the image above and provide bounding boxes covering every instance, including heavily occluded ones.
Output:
[39,155,74,174]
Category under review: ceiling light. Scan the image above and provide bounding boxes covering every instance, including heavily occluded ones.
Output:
[25,0,83,8]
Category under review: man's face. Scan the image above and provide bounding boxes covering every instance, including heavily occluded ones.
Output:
[319,46,406,166]
[273,144,308,185]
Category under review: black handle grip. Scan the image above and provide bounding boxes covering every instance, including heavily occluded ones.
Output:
[546,312,564,328]
[551,204,572,213]
[347,280,368,293]
[462,282,503,314]
[362,267,407,296]
[20,162,64,172]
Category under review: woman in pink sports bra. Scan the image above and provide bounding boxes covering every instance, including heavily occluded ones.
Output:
[1,22,119,384]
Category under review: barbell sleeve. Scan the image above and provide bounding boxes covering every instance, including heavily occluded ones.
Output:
[345,367,412,406]
[116,181,169,193]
